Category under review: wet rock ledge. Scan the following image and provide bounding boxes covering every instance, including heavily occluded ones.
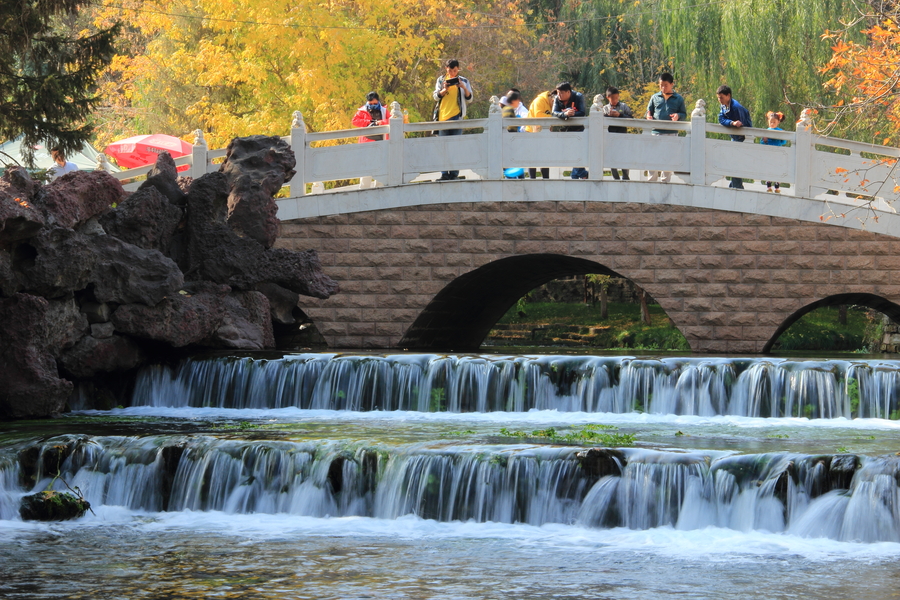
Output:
[0,135,339,419]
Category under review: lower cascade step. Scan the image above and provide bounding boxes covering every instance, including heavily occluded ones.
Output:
[2,435,898,542]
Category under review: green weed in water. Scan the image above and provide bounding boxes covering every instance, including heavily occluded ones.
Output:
[499,424,634,447]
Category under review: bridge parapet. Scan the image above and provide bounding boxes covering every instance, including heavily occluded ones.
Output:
[101,102,900,219]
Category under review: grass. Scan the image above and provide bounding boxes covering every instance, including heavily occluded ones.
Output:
[772,306,882,352]
[490,300,690,351]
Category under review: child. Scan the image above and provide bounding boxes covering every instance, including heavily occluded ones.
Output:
[602,86,634,180]
[760,111,787,192]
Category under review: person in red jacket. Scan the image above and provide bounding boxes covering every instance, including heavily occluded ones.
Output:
[351,91,390,142]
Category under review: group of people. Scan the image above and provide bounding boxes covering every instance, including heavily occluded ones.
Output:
[353,58,789,188]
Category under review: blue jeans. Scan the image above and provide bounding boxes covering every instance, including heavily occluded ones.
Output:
[571,167,588,179]
[439,114,462,179]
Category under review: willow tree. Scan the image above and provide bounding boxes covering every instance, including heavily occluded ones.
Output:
[538,0,861,125]
[0,0,118,165]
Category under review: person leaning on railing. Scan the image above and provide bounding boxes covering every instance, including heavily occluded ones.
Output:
[551,82,588,179]
[525,88,557,179]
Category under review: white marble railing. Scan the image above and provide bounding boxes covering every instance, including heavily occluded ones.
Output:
[100,98,900,214]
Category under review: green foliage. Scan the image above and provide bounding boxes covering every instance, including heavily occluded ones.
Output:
[429,387,446,412]
[492,300,689,350]
[772,306,883,352]
[847,377,860,414]
[498,424,635,447]
[0,0,118,166]
[836,446,849,453]
[890,409,900,421]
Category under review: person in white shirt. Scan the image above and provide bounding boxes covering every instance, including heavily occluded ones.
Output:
[49,147,79,181]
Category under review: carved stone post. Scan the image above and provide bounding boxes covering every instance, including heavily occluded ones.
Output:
[290,111,307,196]
[388,101,404,186]
[588,94,605,180]
[95,154,112,173]
[690,99,707,186]
[191,129,208,180]
[794,108,815,198]
[487,96,503,180]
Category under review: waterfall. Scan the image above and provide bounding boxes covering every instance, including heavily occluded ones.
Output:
[130,354,900,419]
[3,435,899,542]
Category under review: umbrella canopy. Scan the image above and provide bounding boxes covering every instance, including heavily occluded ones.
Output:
[0,137,114,172]
[104,134,192,170]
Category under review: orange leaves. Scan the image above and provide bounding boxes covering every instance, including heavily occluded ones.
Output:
[835,167,848,173]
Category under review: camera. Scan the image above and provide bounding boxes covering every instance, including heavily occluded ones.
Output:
[444,77,460,87]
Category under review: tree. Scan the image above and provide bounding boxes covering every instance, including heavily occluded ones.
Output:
[0,0,118,165]
[89,0,575,149]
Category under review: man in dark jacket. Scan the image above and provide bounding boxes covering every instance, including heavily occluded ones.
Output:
[551,82,588,179]
[717,84,752,189]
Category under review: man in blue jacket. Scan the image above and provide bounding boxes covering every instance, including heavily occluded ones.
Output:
[717,85,752,190]
[551,82,588,179]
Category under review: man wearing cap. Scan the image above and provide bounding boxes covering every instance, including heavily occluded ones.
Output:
[551,82,588,179]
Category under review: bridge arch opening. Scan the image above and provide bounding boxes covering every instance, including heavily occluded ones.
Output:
[399,254,683,352]
[762,294,900,354]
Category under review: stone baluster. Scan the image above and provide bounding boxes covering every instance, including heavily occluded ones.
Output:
[388,101,404,186]
[690,99,707,186]
[794,108,815,198]
[95,154,113,173]
[588,94,605,180]
[290,110,308,196]
[488,95,503,180]
[191,129,208,180]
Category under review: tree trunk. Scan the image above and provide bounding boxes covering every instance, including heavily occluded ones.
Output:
[600,285,608,320]
[838,304,848,326]
[640,289,651,325]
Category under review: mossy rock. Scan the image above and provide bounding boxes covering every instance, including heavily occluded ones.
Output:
[19,490,90,521]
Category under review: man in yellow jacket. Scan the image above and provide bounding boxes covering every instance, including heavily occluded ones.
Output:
[526,89,556,179]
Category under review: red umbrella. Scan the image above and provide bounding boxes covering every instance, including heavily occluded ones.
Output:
[104,134,193,171]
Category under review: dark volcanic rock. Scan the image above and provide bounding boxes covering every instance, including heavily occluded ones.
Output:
[138,152,188,206]
[255,282,302,325]
[0,248,19,296]
[0,170,45,246]
[20,491,90,521]
[99,186,184,254]
[185,172,338,298]
[60,333,145,379]
[0,294,73,418]
[220,135,295,248]
[44,298,90,358]
[111,282,230,347]
[35,170,124,229]
[91,236,184,305]
[15,227,97,298]
[201,290,275,349]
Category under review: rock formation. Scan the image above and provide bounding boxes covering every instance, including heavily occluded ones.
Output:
[0,137,338,419]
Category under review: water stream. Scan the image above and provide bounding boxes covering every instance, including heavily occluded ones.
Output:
[3,352,900,599]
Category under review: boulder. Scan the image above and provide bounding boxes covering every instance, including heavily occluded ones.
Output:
[201,290,275,349]
[0,248,19,296]
[19,490,90,521]
[14,227,97,299]
[44,297,90,357]
[0,294,73,419]
[91,235,184,305]
[185,172,338,298]
[59,333,145,379]
[0,169,45,245]
[99,185,184,254]
[137,152,188,206]
[80,301,111,323]
[111,281,230,347]
[35,170,124,229]
[255,281,302,325]
[829,454,859,490]
[575,448,627,479]
[220,135,295,248]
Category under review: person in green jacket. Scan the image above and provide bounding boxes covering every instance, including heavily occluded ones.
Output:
[645,72,687,183]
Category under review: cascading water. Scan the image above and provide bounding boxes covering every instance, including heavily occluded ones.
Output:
[2,435,898,543]
[131,354,900,419]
